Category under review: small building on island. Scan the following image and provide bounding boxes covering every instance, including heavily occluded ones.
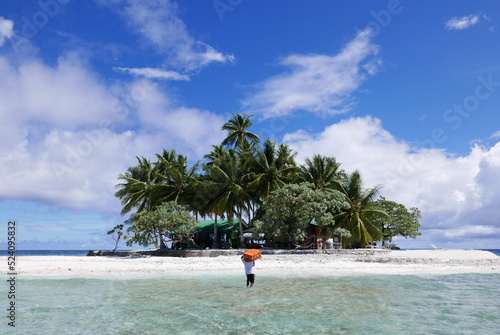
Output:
[189,220,342,250]
[192,219,246,249]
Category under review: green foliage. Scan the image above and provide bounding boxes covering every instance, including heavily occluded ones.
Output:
[107,224,125,252]
[247,139,298,200]
[371,197,422,243]
[255,183,349,240]
[333,228,352,239]
[221,113,259,149]
[107,224,124,236]
[113,114,424,249]
[332,170,387,247]
[126,201,198,248]
[114,157,160,215]
[297,154,344,190]
[154,149,200,205]
[202,149,251,247]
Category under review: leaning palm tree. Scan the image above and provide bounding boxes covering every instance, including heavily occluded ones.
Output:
[115,156,166,248]
[248,139,297,201]
[331,170,387,248]
[221,113,259,149]
[115,156,160,215]
[297,154,343,190]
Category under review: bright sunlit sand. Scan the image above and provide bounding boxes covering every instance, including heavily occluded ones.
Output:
[5,249,499,278]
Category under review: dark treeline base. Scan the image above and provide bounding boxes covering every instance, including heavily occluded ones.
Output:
[87,248,389,257]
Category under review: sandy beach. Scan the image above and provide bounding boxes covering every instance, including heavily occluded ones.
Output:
[4,249,499,278]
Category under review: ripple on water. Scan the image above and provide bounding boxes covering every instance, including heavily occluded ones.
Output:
[10,274,500,335]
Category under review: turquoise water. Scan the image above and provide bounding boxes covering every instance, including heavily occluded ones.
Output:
[4,274,500,334]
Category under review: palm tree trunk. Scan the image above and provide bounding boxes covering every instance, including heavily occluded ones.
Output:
[212,215,219,249]
[238,209,245,248]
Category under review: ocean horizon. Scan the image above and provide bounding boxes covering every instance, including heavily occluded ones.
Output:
[2,249,500,256]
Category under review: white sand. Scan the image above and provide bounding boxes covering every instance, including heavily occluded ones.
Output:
[3,249,499,279]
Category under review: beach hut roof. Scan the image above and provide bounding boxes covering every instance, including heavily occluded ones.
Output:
[195,219,245,234]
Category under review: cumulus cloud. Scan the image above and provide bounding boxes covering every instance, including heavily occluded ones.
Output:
[113,67,190,81]
[0,8,229,249]
[0,55,225,214]
[0,17,14,46]
[242,28,380,118]
[0,54,119,132]
[445,14,480,30]
[284,116,500,248]
[115,0,234,72]
[126,79,226,158]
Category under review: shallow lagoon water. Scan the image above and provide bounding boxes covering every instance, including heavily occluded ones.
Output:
[8,273,500,334]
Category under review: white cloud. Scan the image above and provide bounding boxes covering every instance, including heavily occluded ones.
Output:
[0,54,226,215]
[116,0,234,71]
[0,17,14,46]
[489,130,500,139]
[128,79,226,158]
[284,116,500,248]
[443,225,499,238]
[113,66,190,81]
[242,28,380,118]
[0,54,119,131]
[445,15,480,30]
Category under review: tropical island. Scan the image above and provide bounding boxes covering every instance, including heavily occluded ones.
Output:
[107,113,422,254]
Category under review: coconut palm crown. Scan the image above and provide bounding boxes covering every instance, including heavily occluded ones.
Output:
[332,170,388,247]
[297,154,343,190]
[115,156,160,216]
[221,113,259,149]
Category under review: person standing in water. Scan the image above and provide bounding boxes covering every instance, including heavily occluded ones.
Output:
[241,256,256,287]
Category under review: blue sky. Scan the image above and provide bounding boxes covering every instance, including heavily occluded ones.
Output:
[1,0,500,250]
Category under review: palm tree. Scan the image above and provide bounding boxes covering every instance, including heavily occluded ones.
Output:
[204,150,252,247]
[202,146,232,247]
[221,113,259,149]
[297,154,343,190]
[155,149,200,205]
[115,156,166,248]
[115,156,160,215]
[248,139,297,201]
[204,144,227,166]
[331,170,387,248]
